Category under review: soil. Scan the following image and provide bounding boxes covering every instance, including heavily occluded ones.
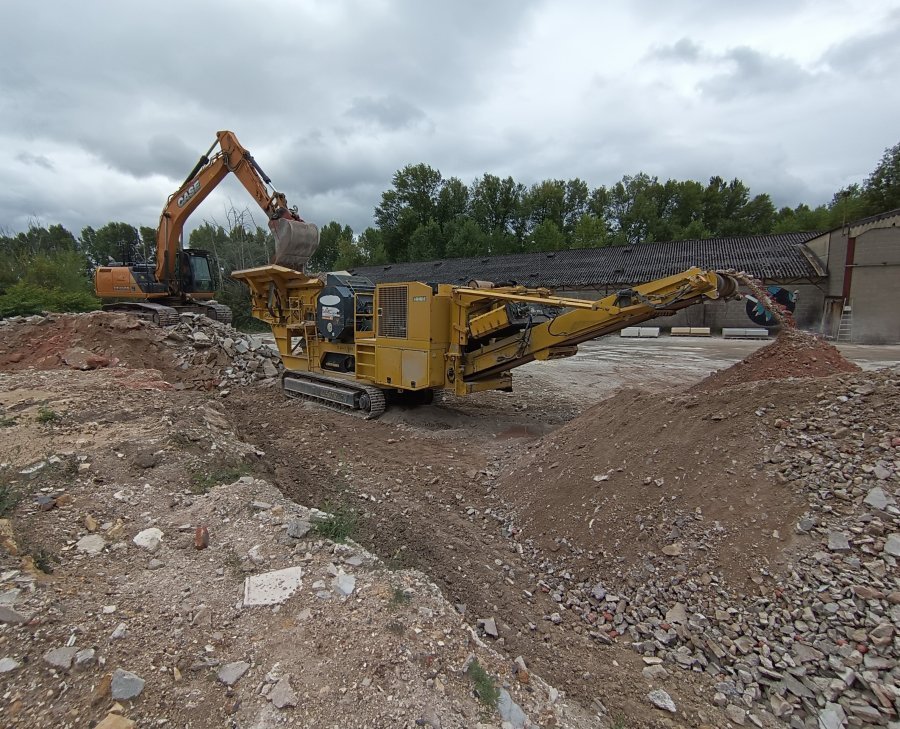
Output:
[691,328,860,392]
[0,313,895,729]
[0,312,179,376]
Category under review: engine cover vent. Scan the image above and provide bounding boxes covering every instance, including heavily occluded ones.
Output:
[377,285,408,339]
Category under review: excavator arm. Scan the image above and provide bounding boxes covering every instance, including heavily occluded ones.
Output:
[155,130,318,294]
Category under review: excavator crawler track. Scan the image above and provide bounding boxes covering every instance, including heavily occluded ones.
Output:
[281,371,386,420]
[102,303,181,327]
[197,301,232,325]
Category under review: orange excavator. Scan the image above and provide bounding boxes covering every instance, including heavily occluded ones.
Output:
[94,131,318,325]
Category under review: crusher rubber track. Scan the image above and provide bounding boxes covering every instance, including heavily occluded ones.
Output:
[281,371,387,420]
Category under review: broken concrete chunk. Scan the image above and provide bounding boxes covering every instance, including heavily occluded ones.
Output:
[132,528,163,553]
[94,715,136,729]
[647,689,676,713]
[76,534,106,555]
[217,660,250,686]
[497,688,528,727]
[863,486,889,510]
[286,519,312,539]
[111,668,145,700]
[74,648,96,668]
[477,617,498,638]
[332,572,356,597]
[0,657,21,673]
[269,675,298,708]
[0,606,28,624]
[43,646,78,671]
[243,566,304,607]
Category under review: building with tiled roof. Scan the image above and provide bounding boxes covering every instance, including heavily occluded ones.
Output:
[352,231,829,332]
[352,231,823,289]
[350,213,899,342]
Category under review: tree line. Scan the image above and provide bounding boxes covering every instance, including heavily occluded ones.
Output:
[1,140,897,322]
[313,139,899,268]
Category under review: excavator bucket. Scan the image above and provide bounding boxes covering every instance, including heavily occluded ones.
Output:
[270,218,320,273]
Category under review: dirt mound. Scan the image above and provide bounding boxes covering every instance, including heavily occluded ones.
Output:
[692,328,859,391]
[0,312,283,387]
[496,377,835,587]
[0,311,180,374]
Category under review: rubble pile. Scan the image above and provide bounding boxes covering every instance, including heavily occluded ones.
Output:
[0,311,284,387]
[500,368,899,727]
[694,328,860,392]
[160,313,283,386]
[0,363,595,728]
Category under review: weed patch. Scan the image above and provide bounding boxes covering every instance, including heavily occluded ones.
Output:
[466,660,499,709]
[312,502,358,543]
[390,586,411,607]
[189,463,252,494]
[0,481,21,517]
[36,406,60,424]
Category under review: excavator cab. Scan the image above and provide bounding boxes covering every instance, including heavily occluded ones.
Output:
[179,249,220,294]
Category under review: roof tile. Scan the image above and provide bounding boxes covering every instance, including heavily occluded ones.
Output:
[351,232,822,287]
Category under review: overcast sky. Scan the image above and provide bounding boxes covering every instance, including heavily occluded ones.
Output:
[1,0,898,239]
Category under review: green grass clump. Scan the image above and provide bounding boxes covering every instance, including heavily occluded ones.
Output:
[36,406,60,424]
[390,587,411,606]
[189,464,252,494]
[466,660,499,709]
[312,502,358,543]
[0,481,21,517]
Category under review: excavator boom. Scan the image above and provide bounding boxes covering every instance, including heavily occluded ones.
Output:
[95,130,318,324]
[155,130,317,291]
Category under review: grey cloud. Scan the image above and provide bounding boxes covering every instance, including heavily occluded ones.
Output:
[345,96,427,130]
[0,1,896,239]
[650,38,703,63]
[699,47,815,100]
[15,152,54,170]
[822,9,900,75]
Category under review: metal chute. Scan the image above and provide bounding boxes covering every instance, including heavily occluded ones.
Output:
[270,218,320,273]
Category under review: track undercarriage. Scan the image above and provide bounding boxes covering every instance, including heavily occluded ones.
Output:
[102,300,232,327]
[282,371,387,419]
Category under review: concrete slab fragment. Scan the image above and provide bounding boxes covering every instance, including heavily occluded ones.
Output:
[243,566,304,607]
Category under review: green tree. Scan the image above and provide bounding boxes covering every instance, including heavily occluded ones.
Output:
[570,214,610,248]
[862,141,900,214]
[309,221,353,272]
[407,219,444,261]
[334,237,368,270]
[0,223,98,316]
[445,218,488,258]
[80,222,143,268]
[469,174,526,244]
[527,219,566,251]
[357,227,388,265]
[375,163,443,261]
